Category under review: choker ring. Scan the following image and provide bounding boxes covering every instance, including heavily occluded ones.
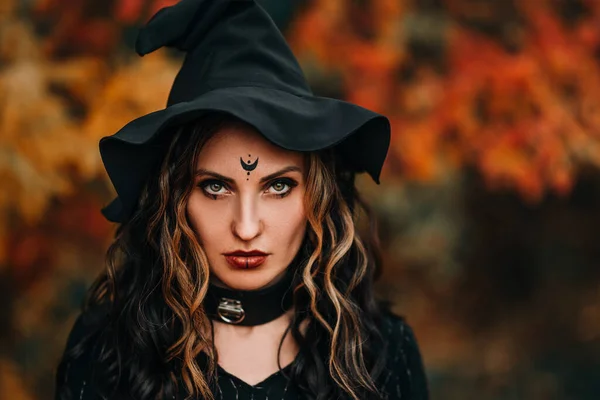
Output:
[217,298,245,324]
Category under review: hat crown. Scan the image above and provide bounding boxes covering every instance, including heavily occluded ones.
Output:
[135,0,312,106]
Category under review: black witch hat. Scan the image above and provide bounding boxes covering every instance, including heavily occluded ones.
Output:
[100,0,391,223]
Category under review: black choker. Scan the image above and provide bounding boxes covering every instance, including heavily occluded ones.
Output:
[204,266,296,326]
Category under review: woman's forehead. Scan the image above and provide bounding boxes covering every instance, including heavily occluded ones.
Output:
[196,124,304,169]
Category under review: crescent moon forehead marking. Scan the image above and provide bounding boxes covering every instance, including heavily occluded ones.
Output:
[240,157,259,171]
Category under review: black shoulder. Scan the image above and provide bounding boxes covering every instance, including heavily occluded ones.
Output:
[55,305,112,400]
[378,310,429,400]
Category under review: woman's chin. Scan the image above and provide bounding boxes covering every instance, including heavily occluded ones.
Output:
[212,269,281,291]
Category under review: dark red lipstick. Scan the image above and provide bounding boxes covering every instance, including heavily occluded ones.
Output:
[224,250,268,269]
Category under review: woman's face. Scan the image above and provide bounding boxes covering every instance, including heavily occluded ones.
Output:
[186,123,307,291]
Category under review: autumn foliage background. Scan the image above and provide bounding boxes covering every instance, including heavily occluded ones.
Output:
[1,0,600,398]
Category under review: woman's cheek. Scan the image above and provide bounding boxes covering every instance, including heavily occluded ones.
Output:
[266,198,306,237]
[187,193,215,237]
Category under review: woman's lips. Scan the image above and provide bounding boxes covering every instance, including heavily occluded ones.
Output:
[224,254,268,269]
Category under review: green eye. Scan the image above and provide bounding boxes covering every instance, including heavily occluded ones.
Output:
[200,180,228,198]
[272,181,287,192]
[266,178,297,197]
[209,183,223,192]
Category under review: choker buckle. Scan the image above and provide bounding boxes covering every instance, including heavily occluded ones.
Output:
[217,298,245,324]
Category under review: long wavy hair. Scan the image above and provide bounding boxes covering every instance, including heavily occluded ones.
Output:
[56,112,390,400]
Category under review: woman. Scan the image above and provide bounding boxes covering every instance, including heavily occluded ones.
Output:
[55,1,428,399]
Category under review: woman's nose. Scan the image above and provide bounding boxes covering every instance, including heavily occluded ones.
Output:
[231,196,263,241]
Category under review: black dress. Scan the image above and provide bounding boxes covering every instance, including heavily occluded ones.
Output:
[56,310,428,400]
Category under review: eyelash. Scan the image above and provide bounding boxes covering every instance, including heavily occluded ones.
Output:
[198,178,298,200]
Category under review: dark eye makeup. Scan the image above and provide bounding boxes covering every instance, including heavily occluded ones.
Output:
[265,177,298,198]
[197,177,298,200]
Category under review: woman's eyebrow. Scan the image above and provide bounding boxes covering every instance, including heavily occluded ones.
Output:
[259,166,302,183]
[195,166,301,183]
[195,169,235,184]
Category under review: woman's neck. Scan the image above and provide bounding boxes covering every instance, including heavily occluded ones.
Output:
[209,309,309,384]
